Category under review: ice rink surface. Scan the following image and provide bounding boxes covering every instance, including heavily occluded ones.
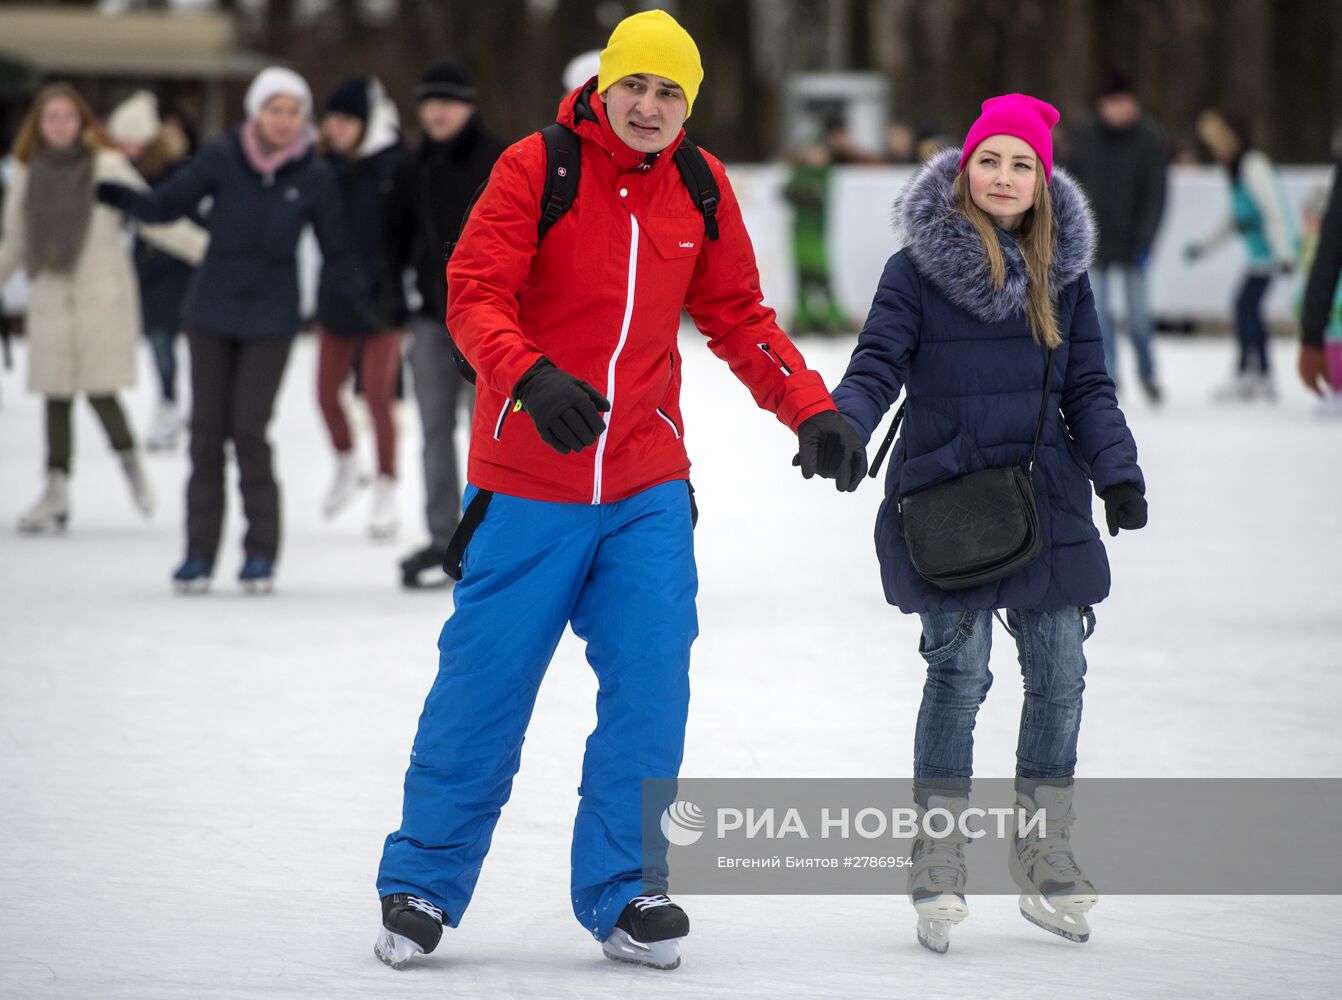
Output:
[2,331,1339,999]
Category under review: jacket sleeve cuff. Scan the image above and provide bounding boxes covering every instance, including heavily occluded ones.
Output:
[777,376,839,433]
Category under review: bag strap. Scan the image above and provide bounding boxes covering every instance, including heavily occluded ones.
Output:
[672,137,721,242]
[867,347,1055,480]
[1025,349,1055,473]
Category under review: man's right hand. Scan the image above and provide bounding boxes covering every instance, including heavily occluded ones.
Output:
[1299,344,1330,398]
[513,359,611,454]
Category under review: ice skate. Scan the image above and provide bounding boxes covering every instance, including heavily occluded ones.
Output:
[908,795,971,954]
[172,556,213,595]
[368,475,400,541]
[399,544,451,590]
[601,891,689,970]
[118,449,155,517]
[1010,783,1097,943]
[17,470,70,534]
[1213,370,1275,404]
[374,893,444,969]
[145,400,183,451]
[322,452,370,519]
[238,555,275,595]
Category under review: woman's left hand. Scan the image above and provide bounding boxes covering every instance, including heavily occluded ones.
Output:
[1099,483,1147,536]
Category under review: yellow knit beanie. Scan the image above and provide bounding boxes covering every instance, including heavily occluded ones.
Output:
[597,10,703,116]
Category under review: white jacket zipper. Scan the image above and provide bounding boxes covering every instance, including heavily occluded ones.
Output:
[592,213,639,504]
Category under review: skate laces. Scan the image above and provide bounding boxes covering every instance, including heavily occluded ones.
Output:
[404,896,443,923]
[631,893,672,911]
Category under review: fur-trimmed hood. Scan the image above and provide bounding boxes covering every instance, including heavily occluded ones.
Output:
[893,146,1096,324]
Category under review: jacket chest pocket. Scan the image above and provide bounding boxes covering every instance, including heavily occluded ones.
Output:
[641,217,705,262]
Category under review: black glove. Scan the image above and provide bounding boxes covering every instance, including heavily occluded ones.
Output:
[792,410,867,492]
[1100,483,1147,537]
[95,181,133,210]
[513,358,610,455]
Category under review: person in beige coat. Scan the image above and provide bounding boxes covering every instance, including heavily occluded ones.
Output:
[0,83,207,533]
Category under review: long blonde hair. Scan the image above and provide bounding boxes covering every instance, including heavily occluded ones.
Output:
[10,83,105,164]
[952,166,1061,348]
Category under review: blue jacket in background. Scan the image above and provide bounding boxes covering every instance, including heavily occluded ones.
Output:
[111,127,368,340]
[833,148,1145,614]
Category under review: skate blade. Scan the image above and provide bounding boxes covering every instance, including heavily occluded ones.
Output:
[1018,893,1094,943]
[240,578,274,595]
[916,917,954,953]
[601,929,682,970]
[368,525,399,542]
[174,578,211,595]
[18,515,69,534]
[374,928,425,969]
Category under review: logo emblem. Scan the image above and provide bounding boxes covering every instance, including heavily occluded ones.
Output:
[679,241,695,248]
[660,800,706,846]
[284,187,300,202]
[557,166,568,177]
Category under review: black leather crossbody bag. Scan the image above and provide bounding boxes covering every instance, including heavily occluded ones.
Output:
[868,350,1054,591]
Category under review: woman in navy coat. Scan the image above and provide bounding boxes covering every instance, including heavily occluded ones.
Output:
[830,95,1147,953]
[97,67,370,593]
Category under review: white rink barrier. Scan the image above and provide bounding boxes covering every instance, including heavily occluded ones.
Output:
[5,164,1330,329]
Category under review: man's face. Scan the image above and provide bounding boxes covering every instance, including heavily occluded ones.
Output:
[1097,93,1139,130]
[418,98,472,143]
[600,74,688,154]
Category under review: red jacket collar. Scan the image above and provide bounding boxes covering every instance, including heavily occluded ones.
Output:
[556,80,684,175]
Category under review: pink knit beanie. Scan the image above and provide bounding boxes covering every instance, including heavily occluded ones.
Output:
[958,93,1060,182]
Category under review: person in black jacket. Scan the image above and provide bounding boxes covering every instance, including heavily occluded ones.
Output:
[107,90,199,451]
[385,60,506,588]
[1066,71,1168,403]
[1301,156,1342,407]
[317,76,411,540]
[96,66,371,594]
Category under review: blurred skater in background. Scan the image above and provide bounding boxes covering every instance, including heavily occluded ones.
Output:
[97,67,371,594]
[1185,109,1299,403]
[317,75,410,540]
[0,83,206,534]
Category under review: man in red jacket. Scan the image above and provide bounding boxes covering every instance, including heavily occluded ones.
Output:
[375,10,865,972]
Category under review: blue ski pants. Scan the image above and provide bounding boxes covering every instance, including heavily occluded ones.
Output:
[377,480,698,940]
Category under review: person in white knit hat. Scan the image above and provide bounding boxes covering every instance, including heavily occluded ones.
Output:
[97,66,371,594]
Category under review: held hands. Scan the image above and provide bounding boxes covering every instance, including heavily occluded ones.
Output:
[513,358,610,455]
[793,410,867,492]
[1099,483,1147,537]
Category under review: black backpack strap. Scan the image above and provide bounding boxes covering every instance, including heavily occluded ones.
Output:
[672,138,720,242]
[538,123,581,241]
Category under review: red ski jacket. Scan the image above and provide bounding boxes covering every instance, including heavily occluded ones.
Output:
[446,85,836,504]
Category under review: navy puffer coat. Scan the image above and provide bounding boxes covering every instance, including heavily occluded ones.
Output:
[832,147,1144,614]
[110,127,368,340]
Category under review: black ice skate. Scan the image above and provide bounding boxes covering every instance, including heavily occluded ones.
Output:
[601,891,690,970]
[374,893,445,969]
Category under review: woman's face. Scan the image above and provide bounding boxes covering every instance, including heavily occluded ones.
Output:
[321,112,364,155]
[966,134,1038,231]
[256,94,305,148]
[1196,111,1239,163]
[39,96,82,151]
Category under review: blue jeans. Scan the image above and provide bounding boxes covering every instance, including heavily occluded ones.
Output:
[1090,265,1157,385]
[378,481,698,941]
[145,327,179,403]
[912,607,1095,795]
[1234,274,1272,374]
